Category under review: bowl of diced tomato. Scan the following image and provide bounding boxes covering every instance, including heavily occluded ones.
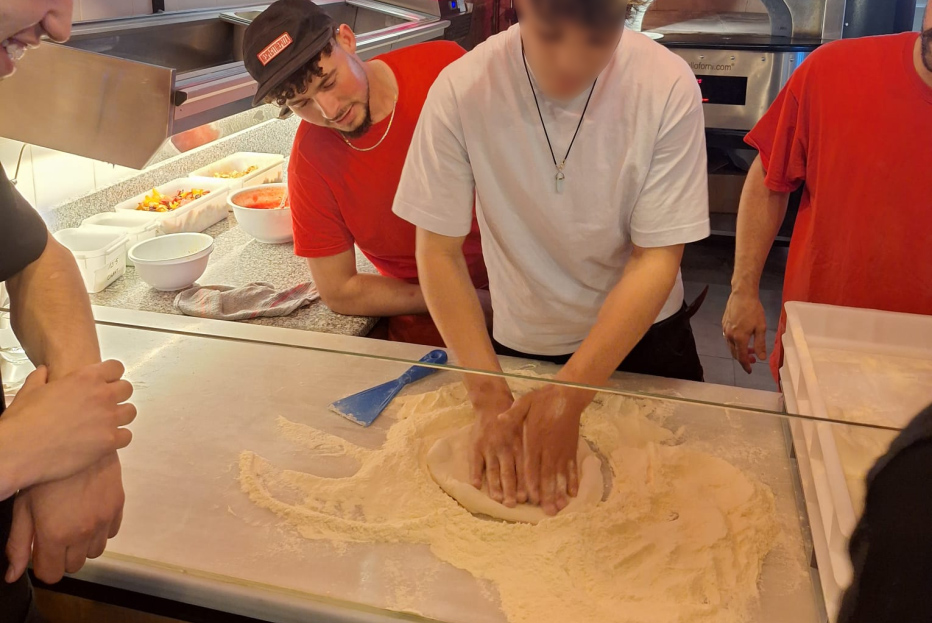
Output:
[228,183,293,244]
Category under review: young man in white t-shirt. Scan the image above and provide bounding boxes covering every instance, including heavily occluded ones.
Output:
[393,0,710,516]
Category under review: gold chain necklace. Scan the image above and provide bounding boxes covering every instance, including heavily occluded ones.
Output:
[340,99,398,152]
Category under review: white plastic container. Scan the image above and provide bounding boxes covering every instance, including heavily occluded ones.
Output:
[782,302,932,621]
[53,228,128,293]
[114,178,230,234]
[228,184,293,244]
[783,302,932,429]
[783,302,932,545]
[81,212,160,267]
[784,378,844,622]
[129,233,214,292]
[189,152,285,193]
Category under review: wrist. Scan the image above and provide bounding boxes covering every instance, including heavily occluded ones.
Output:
[730,274,760,297]
[0,420,36,499]
[556,361,606,400]
[543,383,591,420]
[466,375,513,413]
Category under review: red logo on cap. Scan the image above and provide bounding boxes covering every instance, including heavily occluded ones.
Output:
[258,32,293,66]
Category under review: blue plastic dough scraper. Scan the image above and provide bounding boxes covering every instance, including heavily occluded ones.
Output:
[329,349,448,427]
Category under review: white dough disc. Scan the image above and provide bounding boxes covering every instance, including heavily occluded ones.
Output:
[426,426,604,524]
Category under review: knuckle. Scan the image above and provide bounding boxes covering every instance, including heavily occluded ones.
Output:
[79,522,97,540]
[91,384,110,404]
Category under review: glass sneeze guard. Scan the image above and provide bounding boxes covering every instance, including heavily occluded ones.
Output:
[0,304,908,623]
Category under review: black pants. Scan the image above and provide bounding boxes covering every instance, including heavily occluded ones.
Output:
[837,403,932,623]
[0,497,38,623]
[493,302,705,382]
[0,392,40,623]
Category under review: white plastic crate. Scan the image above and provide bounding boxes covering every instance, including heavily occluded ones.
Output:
[53,228,128,293]
[114,178,230,234]
[784,302,931,542]
[783,301,932,429]
[189,152,284,193]
[81,212,160,267]
[785,376,843,622]
[782,302,931,621]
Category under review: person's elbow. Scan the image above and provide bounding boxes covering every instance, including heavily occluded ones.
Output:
[6,234,81,305]
[630,244,684,289]
[306,255,364,316]
[317,282,358,316]
[742,156,791,207]
[415,227,465,272]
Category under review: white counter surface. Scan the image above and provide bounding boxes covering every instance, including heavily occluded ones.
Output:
[2,308,821,623]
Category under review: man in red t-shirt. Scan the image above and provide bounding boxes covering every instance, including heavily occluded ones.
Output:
[722,8,932,383]
[242,0,488,346]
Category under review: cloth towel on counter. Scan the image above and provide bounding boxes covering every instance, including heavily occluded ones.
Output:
[174,282,320,321]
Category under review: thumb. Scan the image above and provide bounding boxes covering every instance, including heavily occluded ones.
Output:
[5,496,35,584]
[16,365,48,398]
[504,395,532,424]
[754,326,768,361]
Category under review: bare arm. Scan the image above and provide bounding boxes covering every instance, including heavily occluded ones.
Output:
[307,250,428,317]
[2,233,130,585]
[6,234,100,376]
[415,228,511,408]
[731,156,790,299]
[560,244,684,390]
[723,156,791,372]
[503,244,683,515]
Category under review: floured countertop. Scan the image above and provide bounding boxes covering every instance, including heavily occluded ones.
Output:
[48,318,821,623]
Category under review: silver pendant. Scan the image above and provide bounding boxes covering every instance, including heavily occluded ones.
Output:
[556,166,565,194]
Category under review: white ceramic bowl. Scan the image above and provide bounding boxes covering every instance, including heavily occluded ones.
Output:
[228,183,293,244]
[128,233,214,291]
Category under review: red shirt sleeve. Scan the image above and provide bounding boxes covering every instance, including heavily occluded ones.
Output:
[745,65,813,193]
[288,155,355,259]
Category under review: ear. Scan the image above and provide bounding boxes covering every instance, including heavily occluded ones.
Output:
[334,24,358,56]
[513,0,526,22]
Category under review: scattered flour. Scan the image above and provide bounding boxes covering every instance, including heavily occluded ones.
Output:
[812,347,932,428]
[832,425,897,514]
[239,380,779,623]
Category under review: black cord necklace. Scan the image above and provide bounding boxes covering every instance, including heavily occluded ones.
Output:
[522,43,597,194]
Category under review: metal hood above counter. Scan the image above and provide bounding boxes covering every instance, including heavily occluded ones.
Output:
[0,0,449,169]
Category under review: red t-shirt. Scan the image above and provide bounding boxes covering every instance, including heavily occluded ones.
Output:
[288,41,488,286]
[746,33,932,381]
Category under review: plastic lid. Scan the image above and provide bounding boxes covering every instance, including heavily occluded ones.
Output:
[53,228,128,258]
[83,211,160,232]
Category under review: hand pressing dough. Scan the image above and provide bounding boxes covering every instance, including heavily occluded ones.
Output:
[426,425,604,524]
[240,383,782,623]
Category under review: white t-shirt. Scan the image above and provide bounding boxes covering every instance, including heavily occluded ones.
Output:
[393,25,710,356]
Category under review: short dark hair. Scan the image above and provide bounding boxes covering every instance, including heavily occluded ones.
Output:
[264,30,337,107]
[529,0,647,27]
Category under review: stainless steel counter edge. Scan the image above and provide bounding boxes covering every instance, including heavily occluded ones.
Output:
[72,555,437,623]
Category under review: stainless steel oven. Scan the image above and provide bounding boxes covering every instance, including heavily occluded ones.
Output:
[643,0,911,232]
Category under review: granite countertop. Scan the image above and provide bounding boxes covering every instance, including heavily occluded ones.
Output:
[89,217,379,337]
[46,113,380,338]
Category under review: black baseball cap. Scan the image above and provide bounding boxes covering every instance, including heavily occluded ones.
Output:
[243,0,336,106]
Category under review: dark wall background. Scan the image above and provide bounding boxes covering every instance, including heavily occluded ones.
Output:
[844,0,921,37]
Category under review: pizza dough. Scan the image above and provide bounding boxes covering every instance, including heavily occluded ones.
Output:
[426,425,604,524]
[239,380,782,623]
